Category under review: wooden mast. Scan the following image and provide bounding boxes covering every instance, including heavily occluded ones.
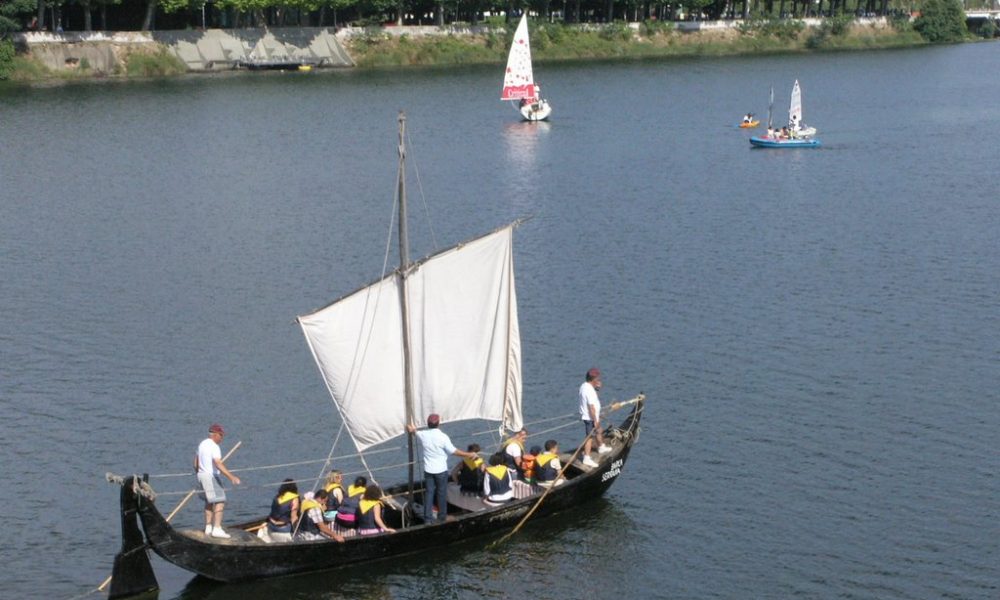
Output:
[396,112,417,505]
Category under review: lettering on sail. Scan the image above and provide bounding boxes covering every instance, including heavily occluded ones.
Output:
[601,459,623,482]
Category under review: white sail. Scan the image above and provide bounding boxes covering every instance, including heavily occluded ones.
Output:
[298,226,523,451]
[501,15,535,101]
[789,80,803,126]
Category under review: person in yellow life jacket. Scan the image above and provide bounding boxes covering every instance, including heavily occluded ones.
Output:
[296,489,345,542]
[322,470,345,523]
[483,453,514,505]
[520,445,541,484]
[450,443,484,495]
[534,439,565,488]
[502,429,528,476]
[266,479,300,543]
[356,484,396,535]
[334,476,367,530]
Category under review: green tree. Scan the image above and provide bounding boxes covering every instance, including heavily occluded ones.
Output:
[913,0,966,42]
[1,0,36,33]
[0,38,14,79]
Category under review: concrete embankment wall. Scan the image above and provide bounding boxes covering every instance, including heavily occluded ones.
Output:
[15,19,895,75]
[16,28,354,74]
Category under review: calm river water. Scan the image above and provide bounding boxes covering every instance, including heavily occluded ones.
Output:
[1,42,999,600]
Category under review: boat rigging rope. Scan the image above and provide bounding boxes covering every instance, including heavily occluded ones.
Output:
[308,421,346,493]
[144,413,583,481]
[145,444,403,479]
[404,126,439,250]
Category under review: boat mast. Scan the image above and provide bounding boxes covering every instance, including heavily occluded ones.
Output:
[396,112,417,506]
[768,86,774,129]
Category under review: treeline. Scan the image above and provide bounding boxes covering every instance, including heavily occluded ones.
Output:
[0,0,934,34]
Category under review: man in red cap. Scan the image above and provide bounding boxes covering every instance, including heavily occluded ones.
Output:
[195,423,241,538]
[578,368,612,468]
[406,414,478,523]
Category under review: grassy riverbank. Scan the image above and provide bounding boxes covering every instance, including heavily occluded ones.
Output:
[345,19,927,69]
[1,44,186,82]
[1,19,928,83]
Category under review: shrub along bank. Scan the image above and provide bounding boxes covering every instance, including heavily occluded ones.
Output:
[0,12,973,83]
[345,19,926,68]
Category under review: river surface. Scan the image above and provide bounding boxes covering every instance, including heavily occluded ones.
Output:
[2,42,999,600]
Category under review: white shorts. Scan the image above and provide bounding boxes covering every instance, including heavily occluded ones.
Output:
[198,472,226,503]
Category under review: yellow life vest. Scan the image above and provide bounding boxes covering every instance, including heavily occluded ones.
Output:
[277,491,299,505]
[503,437,525,452]
[324,481,343,494]
[536,452,557,468]
[485,464,509,480]
[535,452,559,482]
[358,498,379,515]
[300,498,322,513]
[462,456,484,470]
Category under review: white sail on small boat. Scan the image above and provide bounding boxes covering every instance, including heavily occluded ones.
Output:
[501,14,551,122]
[788,80,817,137]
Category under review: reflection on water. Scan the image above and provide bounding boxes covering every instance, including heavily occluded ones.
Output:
[502,121,550,170]
[501,121,550,213]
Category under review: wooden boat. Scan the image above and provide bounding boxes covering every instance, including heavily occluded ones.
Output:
[501,14,551,122]
[105,114,643,599]
[749,136,821,148]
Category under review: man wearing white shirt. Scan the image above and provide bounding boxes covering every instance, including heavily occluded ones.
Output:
[195,423,241,538]
[406,414,477,523]
[579,368,612,468]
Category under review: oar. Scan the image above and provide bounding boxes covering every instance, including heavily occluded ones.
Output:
[97,441,243,593]
[491,397,642,547]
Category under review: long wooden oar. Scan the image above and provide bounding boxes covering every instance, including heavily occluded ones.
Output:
[97,441,242,592]
[492,397,642,547]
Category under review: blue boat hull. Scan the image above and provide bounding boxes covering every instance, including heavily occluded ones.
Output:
[750,136,821,148]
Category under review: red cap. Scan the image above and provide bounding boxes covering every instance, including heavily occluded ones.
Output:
[208,423,224,434]
[587,368,601,380]
[427,413,440,426]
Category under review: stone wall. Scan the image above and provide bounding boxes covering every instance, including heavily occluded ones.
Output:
[15,28,354,73]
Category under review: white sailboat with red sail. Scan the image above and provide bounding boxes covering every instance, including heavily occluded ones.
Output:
[501,14,551,122]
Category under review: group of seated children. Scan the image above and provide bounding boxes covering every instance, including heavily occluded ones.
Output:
[262,433,570,542]
[766,125,801,140]
[262,470,396,543]
[451,432,566,505]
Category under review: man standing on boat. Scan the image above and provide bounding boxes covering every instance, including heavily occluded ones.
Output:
[195,423,241,538]
[579,368,612,468]
[406,414,478,523]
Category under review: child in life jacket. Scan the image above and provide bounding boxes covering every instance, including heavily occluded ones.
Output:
[450,443,484,495]
[520,445,541,484]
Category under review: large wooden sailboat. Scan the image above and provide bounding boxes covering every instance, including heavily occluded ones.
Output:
[105,114,642,599]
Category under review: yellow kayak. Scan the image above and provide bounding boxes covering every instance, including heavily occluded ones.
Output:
[739,120,760,128]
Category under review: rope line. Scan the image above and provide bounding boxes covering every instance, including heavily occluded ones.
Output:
[140,411,608,483]
[64,586,102,600]
[405,125,439,250]
[147,444,403,479]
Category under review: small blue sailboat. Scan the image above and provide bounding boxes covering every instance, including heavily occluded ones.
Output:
[749,136,821,148]
[749,83,821,149]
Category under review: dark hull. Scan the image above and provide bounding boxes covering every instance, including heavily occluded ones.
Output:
[111,397,642,596]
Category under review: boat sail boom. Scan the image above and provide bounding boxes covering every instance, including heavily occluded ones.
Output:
[298,225,524,452]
